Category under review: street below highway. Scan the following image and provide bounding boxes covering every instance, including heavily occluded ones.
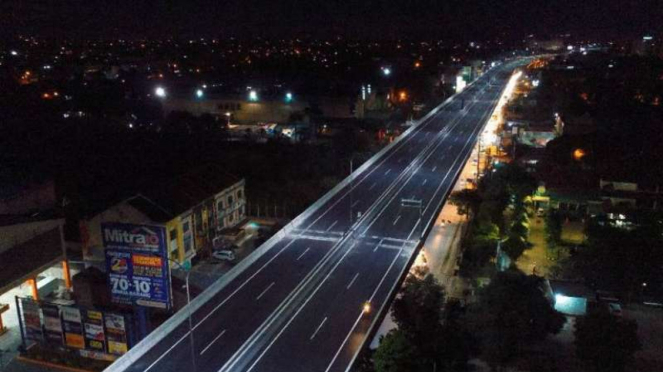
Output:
[107,59,527,372]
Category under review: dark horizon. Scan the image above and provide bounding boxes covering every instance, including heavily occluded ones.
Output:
[2,0,661,42]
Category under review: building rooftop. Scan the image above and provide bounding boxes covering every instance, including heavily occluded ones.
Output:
[140,164,242,217]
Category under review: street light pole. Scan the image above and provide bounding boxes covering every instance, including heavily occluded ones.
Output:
[168,258,196,372]
[350,157,354,230]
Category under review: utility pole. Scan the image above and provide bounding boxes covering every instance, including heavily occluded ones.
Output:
[350,157,353,229]
[168,259,196,372]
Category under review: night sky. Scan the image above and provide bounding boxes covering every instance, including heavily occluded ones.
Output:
[2,0,662,40]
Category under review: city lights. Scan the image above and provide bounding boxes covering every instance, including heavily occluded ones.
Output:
[248,90,258,101]
[285,92,293,102]
[196,89,204,98]
[155,86,166,98]
[381,67,391,76]
[573,148,587,161]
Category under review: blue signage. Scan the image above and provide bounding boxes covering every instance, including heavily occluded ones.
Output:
[102,223,171,309]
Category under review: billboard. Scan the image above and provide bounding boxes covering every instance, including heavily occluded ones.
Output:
[84,310,106,351]
[104,313,129,355]
[102,223,171,309]
[62,306,85,349]
[42,304,63,345]
[21,298,43,342]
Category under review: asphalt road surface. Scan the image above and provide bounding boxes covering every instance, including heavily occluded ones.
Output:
[108,59,526,372]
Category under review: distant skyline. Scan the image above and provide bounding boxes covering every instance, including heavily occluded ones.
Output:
[2,0,661,41]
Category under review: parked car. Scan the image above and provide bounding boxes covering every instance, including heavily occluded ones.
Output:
[212,250,236,262]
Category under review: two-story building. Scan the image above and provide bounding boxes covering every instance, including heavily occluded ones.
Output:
[80,166,246,269]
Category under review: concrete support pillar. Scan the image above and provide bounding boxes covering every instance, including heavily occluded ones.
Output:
[62,260,72,289]
[27,278,39,301]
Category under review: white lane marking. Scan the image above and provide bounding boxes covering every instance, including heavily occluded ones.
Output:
[346,273,360,290]
[393,215,401,225]
[324,311,363,372]
[373,238,385,252]
[310,317,328,341]
[385,169,391,176]
[369,182,377,190]
[325,242,407,372]
[255,282,276,301]
[296,247,311,261]
[351,200,360,207]
[244,242,358,372]
[326,220,338,232]
[422,179,428,186]
[432,166,437,172]
[200,329,226,355]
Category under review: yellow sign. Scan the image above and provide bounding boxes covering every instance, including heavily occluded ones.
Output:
[108,341,128,355]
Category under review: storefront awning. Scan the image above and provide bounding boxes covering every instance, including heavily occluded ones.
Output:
[0,227,64,295]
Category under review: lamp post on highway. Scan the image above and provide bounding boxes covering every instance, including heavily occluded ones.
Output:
[350,157,354,229]
[168,258,197,372]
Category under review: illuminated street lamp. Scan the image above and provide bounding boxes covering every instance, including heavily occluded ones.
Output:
[248,90,258,102]
[381,67,391,76]
[196,89,204,98]
[155,86,167,98]
[285,92,293,102]
[363,301,371,314]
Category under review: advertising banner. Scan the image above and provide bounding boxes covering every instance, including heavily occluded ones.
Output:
[84,310,106,351]
[102,223,171,309]
[104,313,129,355]
[42,304,63,345]
[61,306,85,349]
[21,298,43,342]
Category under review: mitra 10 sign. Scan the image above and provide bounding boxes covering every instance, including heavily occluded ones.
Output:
[102,223,171,309]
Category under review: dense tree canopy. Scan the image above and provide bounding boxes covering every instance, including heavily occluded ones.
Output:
[467,271,566,370]
[575,308,641,372]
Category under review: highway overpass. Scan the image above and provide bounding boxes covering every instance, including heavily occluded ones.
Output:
[106,59,527,372]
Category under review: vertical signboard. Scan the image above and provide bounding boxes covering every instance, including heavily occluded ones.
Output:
[42,304,63,345]
[102,223,171,309]
[61,306,85,349]
[21,298,43,342]
[104,313,129,355]
[84,310,106,352]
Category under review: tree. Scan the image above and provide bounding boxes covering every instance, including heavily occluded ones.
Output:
[435,300,477,371]
[449,189,482,218]
[467,271,566,371]
[575,308,641,372]
[544,209,562,249]
[502,235,528,261]
[509,218,529,240]
[373,330,419,372]
[572,217,663,301]
[354,348,376,372]
[392,272,445,354]
[460,220,500,277]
